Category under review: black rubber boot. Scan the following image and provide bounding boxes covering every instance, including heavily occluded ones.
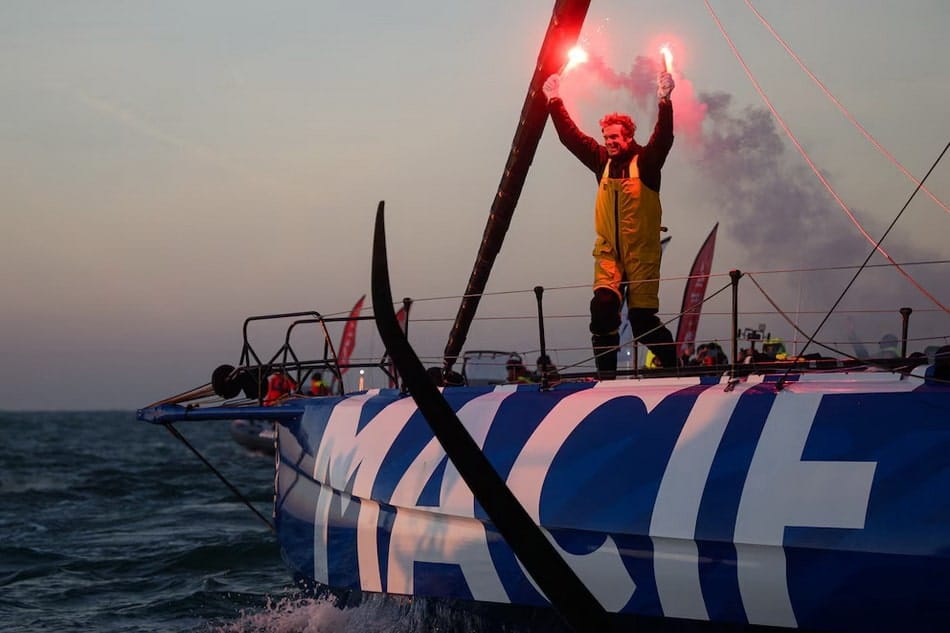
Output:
[592,333,619,380]
[649,343,677,369]
[629,308,677,369]
[644,333,677,369]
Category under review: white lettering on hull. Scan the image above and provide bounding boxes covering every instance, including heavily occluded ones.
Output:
[304,384,879,622]
[506,389,665,611]
[387,390,516,601]
[650,386,743,620]
[387,507,509,600]
[311,393,417,590]
[735,391,876,627]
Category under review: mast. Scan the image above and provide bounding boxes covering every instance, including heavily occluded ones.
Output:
[442,0,590,372]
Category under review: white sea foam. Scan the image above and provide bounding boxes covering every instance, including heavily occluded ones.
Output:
[212,595,412,633]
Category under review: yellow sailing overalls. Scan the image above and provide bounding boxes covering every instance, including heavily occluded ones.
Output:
[592,155,663,310]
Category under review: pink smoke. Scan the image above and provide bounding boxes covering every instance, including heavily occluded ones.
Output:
[568,53,707,147]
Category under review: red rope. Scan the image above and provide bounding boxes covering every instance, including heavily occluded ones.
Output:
[702,0,948,313]
[743,0,950,216]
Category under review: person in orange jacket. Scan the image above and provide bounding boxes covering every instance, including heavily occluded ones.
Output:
[264,370,296,405]
[309,373,330,396]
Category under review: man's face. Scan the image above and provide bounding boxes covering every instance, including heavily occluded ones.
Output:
[602,123,631,157]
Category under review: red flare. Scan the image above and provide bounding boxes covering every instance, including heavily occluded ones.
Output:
[660,44,673,73]
[563,45,589,74]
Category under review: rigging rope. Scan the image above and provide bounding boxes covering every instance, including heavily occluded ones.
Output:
[744,259,950,277]
[743,0,950,216]
[355,258,948,341]
[359,259,949,318]
[774,140,950,382]
[745,273,862,362]
[162,422,275,532]
[558,280,734,373]
[702,0,948,314]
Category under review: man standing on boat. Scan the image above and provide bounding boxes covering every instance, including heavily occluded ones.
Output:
[542,68,677,377]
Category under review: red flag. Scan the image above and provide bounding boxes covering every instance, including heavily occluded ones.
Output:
[395,304,408,332]
[337,295,365,376]
[675,224,718,361]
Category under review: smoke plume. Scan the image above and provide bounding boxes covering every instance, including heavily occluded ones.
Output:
[568,55,948,353]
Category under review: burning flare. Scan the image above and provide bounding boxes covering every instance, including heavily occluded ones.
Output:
[563,45,589,74]
[660,44,674,73]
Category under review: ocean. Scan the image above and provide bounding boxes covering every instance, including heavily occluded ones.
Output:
[0,410,417,633]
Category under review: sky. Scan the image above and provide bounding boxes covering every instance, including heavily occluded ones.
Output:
[2,0,948,410]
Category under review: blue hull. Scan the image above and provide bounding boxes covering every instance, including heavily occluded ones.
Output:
[273,372,950,631]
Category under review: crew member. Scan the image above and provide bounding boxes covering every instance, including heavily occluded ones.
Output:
[543,67,677,377]
[762,337,788,361]
[534,354,560,382]
[310,373,330,396]
[264,370,296,405]
[506,354,532,384]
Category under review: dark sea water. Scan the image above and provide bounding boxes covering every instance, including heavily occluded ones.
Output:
[0,411,414,633]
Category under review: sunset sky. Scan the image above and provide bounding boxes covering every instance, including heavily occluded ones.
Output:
[3,1,948,409]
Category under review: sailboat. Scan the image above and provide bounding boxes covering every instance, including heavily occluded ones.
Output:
[139,2,950,631]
